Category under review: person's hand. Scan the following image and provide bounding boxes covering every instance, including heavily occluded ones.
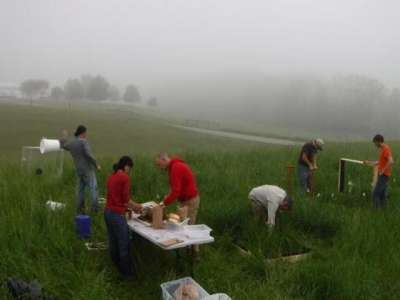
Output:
[364,160,375,166]
[96,165,101,172]
[61,130,68,137]
[314,166,318,170]
[159,201,165,207]
[309,166,314,170]
[132,203,142,213]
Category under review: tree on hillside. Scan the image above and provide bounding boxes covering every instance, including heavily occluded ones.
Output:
[37,79,50,99]
[64,78,84,101]
[147,97,158,107]
[86,75,110,102]
[108,85,120,102]
[20,80,40,100]
[123,84,141,103]
[80,74,94,96]
[20,79,49,100]
[50,86,64,100]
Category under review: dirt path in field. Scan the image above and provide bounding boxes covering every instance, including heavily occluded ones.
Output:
[172,125,303,146]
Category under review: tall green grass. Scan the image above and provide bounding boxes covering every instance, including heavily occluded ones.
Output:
[1,101,400,299]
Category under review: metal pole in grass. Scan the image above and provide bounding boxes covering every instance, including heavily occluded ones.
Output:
[310,169,315,199]
[285,165,295,194]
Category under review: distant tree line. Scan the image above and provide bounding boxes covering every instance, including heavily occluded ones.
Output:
[19,74,158,107]
[236,74,400,137]
[156,71,400,138]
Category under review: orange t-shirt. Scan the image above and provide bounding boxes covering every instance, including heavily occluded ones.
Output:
[378,144,392,176]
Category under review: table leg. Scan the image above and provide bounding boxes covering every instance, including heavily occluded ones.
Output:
[189,245,194,278]
[174,248,182,276]
[174,246,195,278]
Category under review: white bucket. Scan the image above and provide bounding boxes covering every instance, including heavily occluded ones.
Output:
[40,138,60,154]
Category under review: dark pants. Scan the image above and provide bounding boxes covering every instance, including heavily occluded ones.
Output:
[297,164,311,192]
[104,209,134,278]
[76,171,99,213]
[373,174,389,208]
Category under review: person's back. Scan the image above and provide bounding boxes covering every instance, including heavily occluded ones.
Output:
[106,171,130,214]
[298,142,315,166]
[248,184,291,227]
[168,157,199,201]
[249,185,285,206]
[61,136,96,175]
[378,143,392,177]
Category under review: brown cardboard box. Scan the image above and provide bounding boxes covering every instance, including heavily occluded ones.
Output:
[152,204,164,229]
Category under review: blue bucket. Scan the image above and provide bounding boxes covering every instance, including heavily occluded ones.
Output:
[75,215,91,239]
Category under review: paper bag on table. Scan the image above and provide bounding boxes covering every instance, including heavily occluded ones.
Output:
[152,204,164,229]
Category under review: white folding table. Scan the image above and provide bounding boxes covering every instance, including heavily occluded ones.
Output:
[127,217,214,277]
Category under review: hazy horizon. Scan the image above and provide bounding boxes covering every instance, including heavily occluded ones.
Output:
[1,0,399,97]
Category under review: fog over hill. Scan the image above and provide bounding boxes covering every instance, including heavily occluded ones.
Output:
[1,0,400,137]
[152,70,400,139]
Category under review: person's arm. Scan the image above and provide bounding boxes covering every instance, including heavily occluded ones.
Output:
[162,167,182,206]
[379,156,394,176]
[59,130,69,150]
[83,140,101,170]
[266,201,278,227]
[121,176,141,212]
[301,152,314,170]
[126,200,142,213]
[364,160,378,166]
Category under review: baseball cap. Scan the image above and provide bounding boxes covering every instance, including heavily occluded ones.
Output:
[315,138,324,151]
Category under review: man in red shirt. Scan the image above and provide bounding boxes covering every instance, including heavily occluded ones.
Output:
[365,134,394,207]
[156,153,200,252]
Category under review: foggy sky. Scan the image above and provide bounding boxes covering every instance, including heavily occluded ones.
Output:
[1,0,399,95]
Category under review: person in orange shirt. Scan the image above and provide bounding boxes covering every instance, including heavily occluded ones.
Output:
[364,134,394,208]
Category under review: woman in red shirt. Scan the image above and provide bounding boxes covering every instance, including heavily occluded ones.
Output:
[104,156,141,280]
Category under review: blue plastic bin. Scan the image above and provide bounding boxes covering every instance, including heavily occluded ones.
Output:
[75,215,91,239]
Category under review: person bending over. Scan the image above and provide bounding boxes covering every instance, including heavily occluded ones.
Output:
[248,185,293,227]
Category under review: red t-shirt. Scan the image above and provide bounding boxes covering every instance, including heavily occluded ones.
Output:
[106,171,131,214]
[163,157,199,205]
[379,144,392,176]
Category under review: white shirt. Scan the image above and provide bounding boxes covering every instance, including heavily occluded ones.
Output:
[248,185,286,226]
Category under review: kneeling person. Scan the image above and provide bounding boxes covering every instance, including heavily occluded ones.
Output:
[248,185,293,227]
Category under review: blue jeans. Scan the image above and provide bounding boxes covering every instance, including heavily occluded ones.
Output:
[77,171,99,213]
[297,164,311,192]
[373,174,389,208]
[104,209,134,278]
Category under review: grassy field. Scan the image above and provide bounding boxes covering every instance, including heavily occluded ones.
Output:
[1,100,400,299]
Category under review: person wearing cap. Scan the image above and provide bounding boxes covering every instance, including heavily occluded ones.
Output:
[156,152,200,252]
[297,138,324,193]
[364,134,393,208]
[59,125,101,213]
[248,185,293,227]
